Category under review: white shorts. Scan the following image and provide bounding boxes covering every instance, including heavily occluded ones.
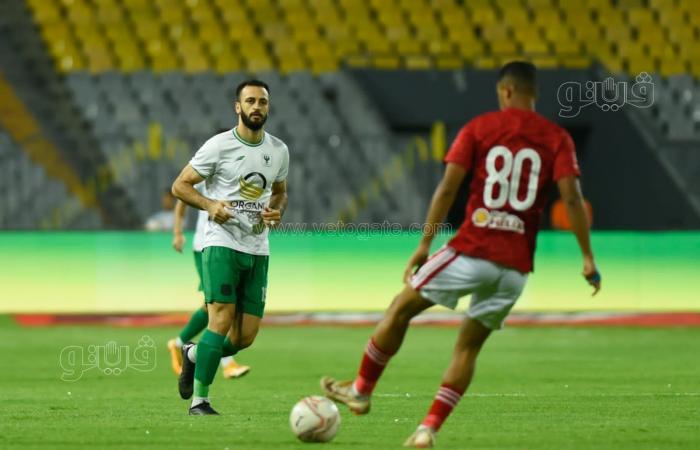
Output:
[410,246,528,330]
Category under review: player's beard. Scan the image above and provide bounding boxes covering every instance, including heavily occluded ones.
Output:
[240,110,267,131]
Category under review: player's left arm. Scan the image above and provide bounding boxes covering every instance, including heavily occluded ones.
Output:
[172,200,187,253]
[262,180,287,227]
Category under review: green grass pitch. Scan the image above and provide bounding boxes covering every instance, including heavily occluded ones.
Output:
[1,316,698,449]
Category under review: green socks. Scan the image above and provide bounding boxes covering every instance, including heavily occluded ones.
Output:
[222,339,241,357]
[179,308,208,343]
[193,330,225,396]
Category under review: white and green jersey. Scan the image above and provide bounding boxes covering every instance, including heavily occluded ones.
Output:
[190,128,289,256]
[192,182,208,253]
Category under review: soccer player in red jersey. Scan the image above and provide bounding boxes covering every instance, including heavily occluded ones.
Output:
[321,62,601,448]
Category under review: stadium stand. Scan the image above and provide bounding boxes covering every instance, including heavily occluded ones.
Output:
[0,0,698,228]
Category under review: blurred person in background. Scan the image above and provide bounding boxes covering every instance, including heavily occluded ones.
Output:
[144,189,176,231]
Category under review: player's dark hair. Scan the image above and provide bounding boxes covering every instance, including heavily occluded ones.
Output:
[235,79,270,101]
[498,61,537,95]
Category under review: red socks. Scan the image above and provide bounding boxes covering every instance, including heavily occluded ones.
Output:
[353,338,395,396]
[421,384,465,431]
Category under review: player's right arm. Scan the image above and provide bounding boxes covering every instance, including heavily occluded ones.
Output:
[403,163,467,283]
[171,165,231,224]
[557,176,600,295]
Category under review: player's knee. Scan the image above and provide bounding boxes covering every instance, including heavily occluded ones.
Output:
[233,333,256,349]
[207,310,233,334]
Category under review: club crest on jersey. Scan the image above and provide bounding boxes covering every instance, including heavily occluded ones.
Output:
[239,172,268,200]
[261,153,272,167]
[472,208,525,234]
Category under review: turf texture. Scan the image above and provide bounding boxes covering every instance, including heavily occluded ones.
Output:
[0,316,698,449]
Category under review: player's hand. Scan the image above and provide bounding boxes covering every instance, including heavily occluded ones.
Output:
[261,207,281,228]
[172,233,185,253]
[403,243,430,283]
[207,200,233,224]
[582,256,601,296]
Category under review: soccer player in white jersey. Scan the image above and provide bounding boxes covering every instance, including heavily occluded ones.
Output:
[166,181,250,379]
[171,80,289,415]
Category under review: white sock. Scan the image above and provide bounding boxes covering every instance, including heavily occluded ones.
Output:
[187,345,197,363]
[191,396,208,407]
[220,356,234,367]
[175,337,184,348]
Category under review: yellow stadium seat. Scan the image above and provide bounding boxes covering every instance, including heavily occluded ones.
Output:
[345,55,371,68]
[246,55,275,72]
[332,41,362,59]
[220,7,248,25]
[58,52,86,72]
[529,55,558,69]
[658,59,687,77]
[558,55,592,69]
[426,40,455,56]
[667,25,695,45]
[395,39,423,56]
[227,23,257,41]
[293,27,322,44]
[278,55,308,74]
[473,56,499,69]
[552,40,582,56]
[310,58,339,74]
[114,43,146,71]
[304,42,334,61]
[490,39,518,55]
[626,57,653,76]
[65,1,94,25]
[532,9,562,27]
[372,55,401,69]
[435,55,463,70]
[521,38,550,56]
[617,0,645,8]
[182,51,212,73]
[542,24,574,43]
[405,55,432,70]
[482,24,510,41]
[159,5,186,25]
[501,8,530,27]
[85,50,115,73]
[95,3,126,25]
[363,36,394,54]
[470,7,498,25]
[524,0,555,8]
[29,0,62,24]
[455,40,485,59]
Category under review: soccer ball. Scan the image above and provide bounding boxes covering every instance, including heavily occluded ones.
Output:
[289,396,340,443]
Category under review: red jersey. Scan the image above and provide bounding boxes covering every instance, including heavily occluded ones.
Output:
[445,108,580,273]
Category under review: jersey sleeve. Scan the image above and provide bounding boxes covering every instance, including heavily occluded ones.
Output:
[189,137,219,178]
[274,145,289,182]
[444,122,476,172]
[553,132,581,180]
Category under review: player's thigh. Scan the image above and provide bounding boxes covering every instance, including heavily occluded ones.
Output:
[207,302,236,333]
[239,254,269,319]
[413,249,500,310]
[386,284,435,321]
[469,268,528,330]
[202,246,241,304]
